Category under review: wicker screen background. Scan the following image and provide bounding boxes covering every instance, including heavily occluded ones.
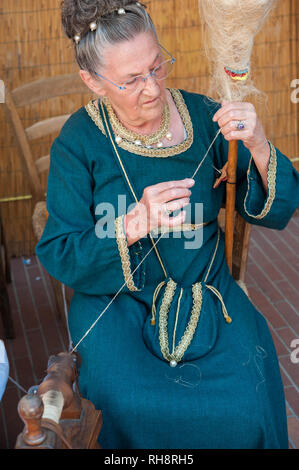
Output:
[0,0,298,257]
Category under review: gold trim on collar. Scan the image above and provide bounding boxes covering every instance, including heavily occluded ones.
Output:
[85,89,193,158]
[85,100,106,135]
[103,97,171,147]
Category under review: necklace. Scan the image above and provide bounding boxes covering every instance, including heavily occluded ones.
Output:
[103,97,173,148]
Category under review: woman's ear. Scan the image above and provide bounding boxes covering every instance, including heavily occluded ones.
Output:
[79,69,106,97]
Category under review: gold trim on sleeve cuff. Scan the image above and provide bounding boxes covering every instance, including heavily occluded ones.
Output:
[114,214,141,292]
[244,141,277,219]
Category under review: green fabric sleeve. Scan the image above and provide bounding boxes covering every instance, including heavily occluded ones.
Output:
[35,135,146,296]
[221,139,299,229]
[237,141,299,228]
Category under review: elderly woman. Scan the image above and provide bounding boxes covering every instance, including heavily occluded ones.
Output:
[36,0,299,449]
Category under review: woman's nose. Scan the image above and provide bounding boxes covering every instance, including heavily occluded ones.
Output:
[143,73,159,91]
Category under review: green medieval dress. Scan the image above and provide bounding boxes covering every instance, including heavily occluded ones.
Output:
[35,89,299,449]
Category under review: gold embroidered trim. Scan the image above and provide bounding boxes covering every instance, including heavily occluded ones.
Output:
[171,287,184,355]
[85,100,106,135]
[103,97,171,146]
[85,89,194,158]
[114,214,140,292]
[244,141,277,219]
[150,228,231,365]
[158,279,203,363]
[158,278,177,361]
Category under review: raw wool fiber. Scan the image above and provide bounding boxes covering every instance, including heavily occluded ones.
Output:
[198,0,278,103]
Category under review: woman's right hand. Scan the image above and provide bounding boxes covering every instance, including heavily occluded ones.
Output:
[124,178,195,246]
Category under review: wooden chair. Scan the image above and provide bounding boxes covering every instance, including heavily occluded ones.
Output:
[218,206,251,296]
[3,73,95,325]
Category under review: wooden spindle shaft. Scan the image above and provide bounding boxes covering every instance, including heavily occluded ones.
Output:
[17,393,46,446]
[225,139,238,273]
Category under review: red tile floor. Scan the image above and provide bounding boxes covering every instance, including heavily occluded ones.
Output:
[0,215,298,449]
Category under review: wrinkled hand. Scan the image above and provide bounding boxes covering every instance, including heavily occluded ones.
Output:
[212,100,271,191]
[212,100,268,154]
[124,178,195,246]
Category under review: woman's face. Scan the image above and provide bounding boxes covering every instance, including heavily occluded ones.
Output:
[85,31,168,126]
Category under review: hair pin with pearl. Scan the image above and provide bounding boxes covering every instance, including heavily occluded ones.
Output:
[89,21,97,31]
[73,2,145,44]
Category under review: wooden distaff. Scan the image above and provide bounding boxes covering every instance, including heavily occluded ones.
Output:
[15,352,102,449]
[198,0,278,272]
[225,140,238,273]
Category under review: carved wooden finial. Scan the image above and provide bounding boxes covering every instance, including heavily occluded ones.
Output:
[17,393,46,446]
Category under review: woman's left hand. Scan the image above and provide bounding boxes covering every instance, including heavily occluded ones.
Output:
[212,100,268,154]
[212,100,270,191]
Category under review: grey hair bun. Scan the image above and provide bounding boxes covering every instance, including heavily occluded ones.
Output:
[61,0,157,77]
[61,1,147,40]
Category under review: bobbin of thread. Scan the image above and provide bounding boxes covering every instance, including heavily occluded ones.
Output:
[18,393,46,446]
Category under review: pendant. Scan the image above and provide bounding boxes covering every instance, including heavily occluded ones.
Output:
[170,360,178,367]
[166,131,173,141]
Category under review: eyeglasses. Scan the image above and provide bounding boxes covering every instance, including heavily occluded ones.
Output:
[94,44,175,95]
